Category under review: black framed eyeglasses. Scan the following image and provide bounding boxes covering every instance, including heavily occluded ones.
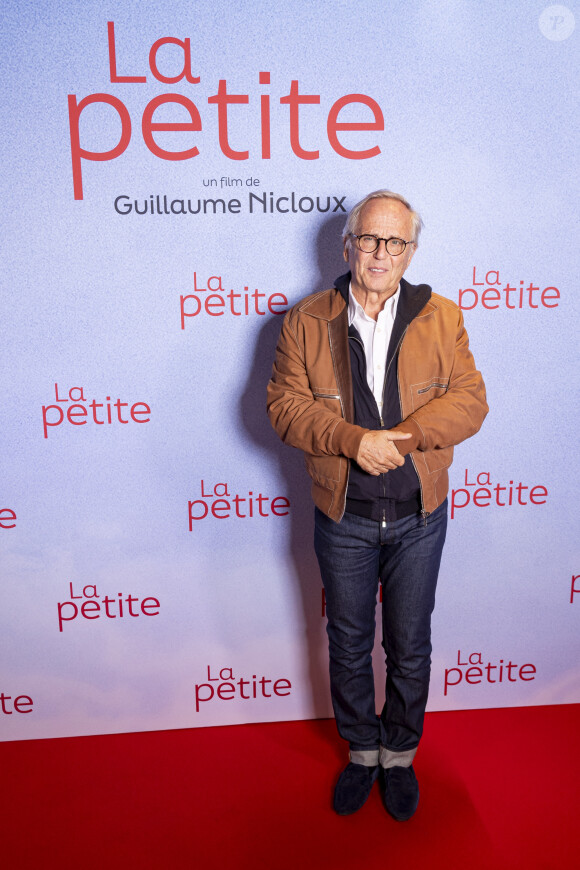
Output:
[349,234,414,256]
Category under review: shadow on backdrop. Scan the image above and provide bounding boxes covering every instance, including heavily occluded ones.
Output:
[238,213,346,720]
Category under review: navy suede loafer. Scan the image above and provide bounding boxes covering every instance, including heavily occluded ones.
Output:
[380,764,419,821]
[333,762,379,815]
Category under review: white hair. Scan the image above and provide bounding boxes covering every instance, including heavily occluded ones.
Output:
[342,190,423,250]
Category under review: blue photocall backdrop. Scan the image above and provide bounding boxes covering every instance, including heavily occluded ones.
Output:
[1,0,578,739]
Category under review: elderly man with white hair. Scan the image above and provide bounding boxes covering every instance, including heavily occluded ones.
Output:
[268,190,487,820]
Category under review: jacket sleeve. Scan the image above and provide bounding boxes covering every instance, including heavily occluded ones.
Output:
[266,309,367,459]
[391,307,488,455]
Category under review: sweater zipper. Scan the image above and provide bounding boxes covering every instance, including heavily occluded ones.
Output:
[380,329,409,521]
[352,333,389,528]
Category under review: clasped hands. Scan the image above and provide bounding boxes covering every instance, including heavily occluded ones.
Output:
[355,429,411,476]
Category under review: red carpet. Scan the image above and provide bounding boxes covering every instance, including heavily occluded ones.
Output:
[2,704,578,869]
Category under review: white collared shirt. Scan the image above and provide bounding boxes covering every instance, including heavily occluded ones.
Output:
[348,283,400,416]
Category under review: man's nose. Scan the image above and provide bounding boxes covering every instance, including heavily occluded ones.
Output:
[374,239,389,258]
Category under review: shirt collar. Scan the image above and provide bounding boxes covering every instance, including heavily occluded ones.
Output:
[347,282,400,325]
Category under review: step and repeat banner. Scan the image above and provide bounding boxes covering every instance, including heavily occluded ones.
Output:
[1,1,578,740]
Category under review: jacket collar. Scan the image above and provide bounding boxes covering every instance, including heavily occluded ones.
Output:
[300,272,433,323]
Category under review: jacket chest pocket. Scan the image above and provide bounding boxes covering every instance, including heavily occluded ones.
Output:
[311,388,342,414]
[410,378,449,411]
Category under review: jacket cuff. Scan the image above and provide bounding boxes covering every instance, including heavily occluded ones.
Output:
[389,417,424,455]
[331,420,368,459]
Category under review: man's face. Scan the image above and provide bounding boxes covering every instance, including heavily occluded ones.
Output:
[344,198,416,301]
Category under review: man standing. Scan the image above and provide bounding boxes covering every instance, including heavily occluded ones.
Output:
[267,190,487,820]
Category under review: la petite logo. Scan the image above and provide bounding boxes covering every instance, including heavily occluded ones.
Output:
[69,22,385,200]
[443,650,536,696]
[57,582,160,632]
[180,271,288,325]
[42,383,151,438]
[188,479,289,528]
[458,266,560,311]
[194,665,292,713]
[450,469,548,519]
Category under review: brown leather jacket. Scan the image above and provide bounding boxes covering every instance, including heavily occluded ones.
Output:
[267,283,488,522]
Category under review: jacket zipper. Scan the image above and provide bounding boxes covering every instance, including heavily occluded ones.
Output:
[417,382,448,394]
[395,347,429,525]
[328,323,350,519]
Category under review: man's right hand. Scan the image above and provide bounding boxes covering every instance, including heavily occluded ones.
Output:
[355,430,412,476]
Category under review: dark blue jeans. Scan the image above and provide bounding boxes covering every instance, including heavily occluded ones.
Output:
[314,500,447,757]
